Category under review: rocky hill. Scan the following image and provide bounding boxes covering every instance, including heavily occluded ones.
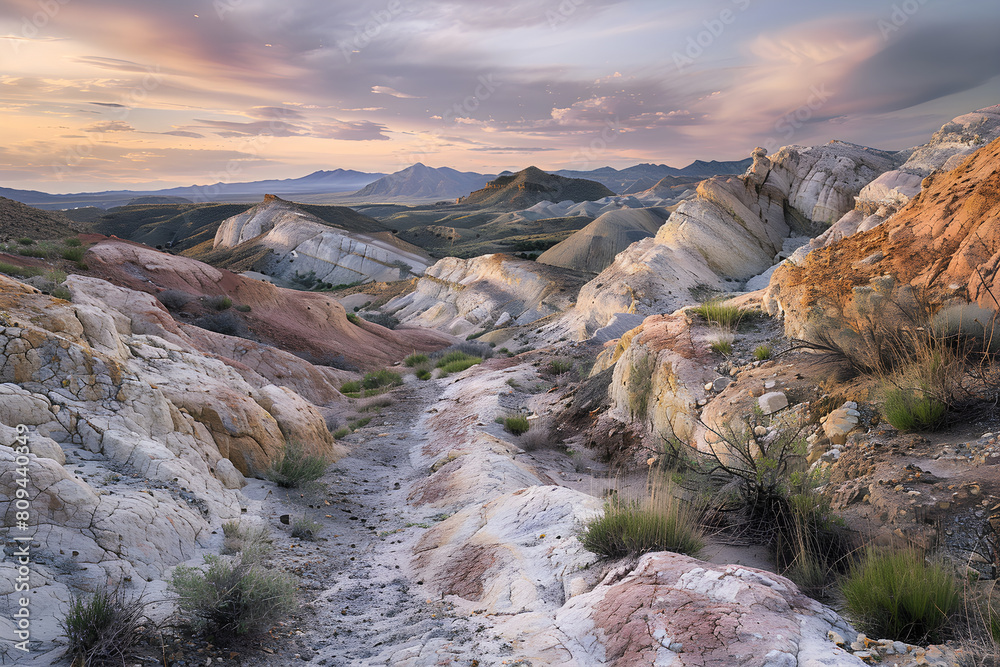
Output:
[208,195,431,285]
[350,163,492,200]
[0,196,79,240]
[536,207,669,274]
[457,166,615,210]
[767,134,1000,349]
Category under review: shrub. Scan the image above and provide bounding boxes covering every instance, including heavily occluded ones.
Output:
[332,427,351,439]
[64,237,83,247]
[518,419,554,451]
[194,311,243,337]
[882,386,947,431]
[549,359,573,375]
[18,246,49,258]
[265,441,327,488]
[416,369,432,381]
[348,416,372,430]
[220,523,272,560]
[433,341,494,361]
[170,554,297,639]
[235,304,251,312]
[710,339,733,355]
[693,299,743,329]
[754,344,773,361]
[61,246,86,262]
[504,415,530,435]
[437,353,481,376]
[581,481,704,559]
[340,380,361,394]
[60,586,149,667]
[210,295,233,311]
[627,354,655,420]
[360,312,400,329]
[842,549,959,644]
[362,369,403,391]
[346,313,360,325]
[158,289,193,311]
[17,237,34,245]
[0,262,43,278]
[404,353,429,367]
[291,516,322,540]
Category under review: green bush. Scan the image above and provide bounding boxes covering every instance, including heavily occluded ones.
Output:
[435,351,480,368]
[219,522,272,560]
[0,262,43,278]
[235,304,251,313]
[346,313,360,325]
[416,369,432,381]
[64,237,83,247]
[549,359,573,375]
[711,340,733,355]
[291,516,322,541]
[362,369,402,390]
[348,416,372,430]
[61,246,86,262]
[332,427,351,439]
[61,586,148,666]
[210,295,233,311]
[842,549,959,644]
[17,237,34,245]
[504,415,530,435]
[693,299,743,329]
[438,356,481,376]
[754,344,773,361]
[883,387,947,431]
[170,554,297,638]
[265,441,327,488]
[340,380,362,394]
[581,483,704,559]
[18,246,49,258]
[404,353,429,367]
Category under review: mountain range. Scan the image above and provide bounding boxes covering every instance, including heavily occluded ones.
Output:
[0,158,752,210]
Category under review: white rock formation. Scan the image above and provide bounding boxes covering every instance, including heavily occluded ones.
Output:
[213,195,431,285]
[549,141,899,340]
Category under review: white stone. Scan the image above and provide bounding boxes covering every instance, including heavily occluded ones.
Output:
[758,392,789,414]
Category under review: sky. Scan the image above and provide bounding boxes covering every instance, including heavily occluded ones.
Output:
[2,0,1000,193]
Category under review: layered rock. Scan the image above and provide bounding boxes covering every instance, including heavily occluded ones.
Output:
[551,141,898,340]
[766,135,1000,350]
[791,104,1000,262]
[84,239,449,370]
[385,254,589,337]
[536,208,669,274]
[213,195,431,284]
[405,358,866,666]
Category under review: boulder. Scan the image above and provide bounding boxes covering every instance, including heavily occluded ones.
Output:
[759,391,789,415]
[214,457,247,489]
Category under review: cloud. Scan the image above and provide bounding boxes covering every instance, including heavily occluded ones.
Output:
[73,56,160,73]
[192,118,303,137]
[467,146,557,152]
[310,120,390,141]
[249,106,306,120]
[83,120,135,132]
[160,130,204,138]
[90,102,127,108]
[371,86,421,98]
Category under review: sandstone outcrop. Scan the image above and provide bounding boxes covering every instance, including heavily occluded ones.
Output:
[766,135,1000,349]
[552,141,898,340]
[385,253,589,337]
[536,207,669,274]
[213,195,431,284]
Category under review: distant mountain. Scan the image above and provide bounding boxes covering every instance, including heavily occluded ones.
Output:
[458,166,615,210]
[0,169,384,210]
[554,158,752,193]
[351,163,493,200]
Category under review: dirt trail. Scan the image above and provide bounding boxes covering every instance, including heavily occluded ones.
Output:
[239,378,509,667]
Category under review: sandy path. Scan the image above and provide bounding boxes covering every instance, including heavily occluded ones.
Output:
[239,378,509,666]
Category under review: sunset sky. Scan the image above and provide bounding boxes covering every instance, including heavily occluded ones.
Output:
[2,0,999,193]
